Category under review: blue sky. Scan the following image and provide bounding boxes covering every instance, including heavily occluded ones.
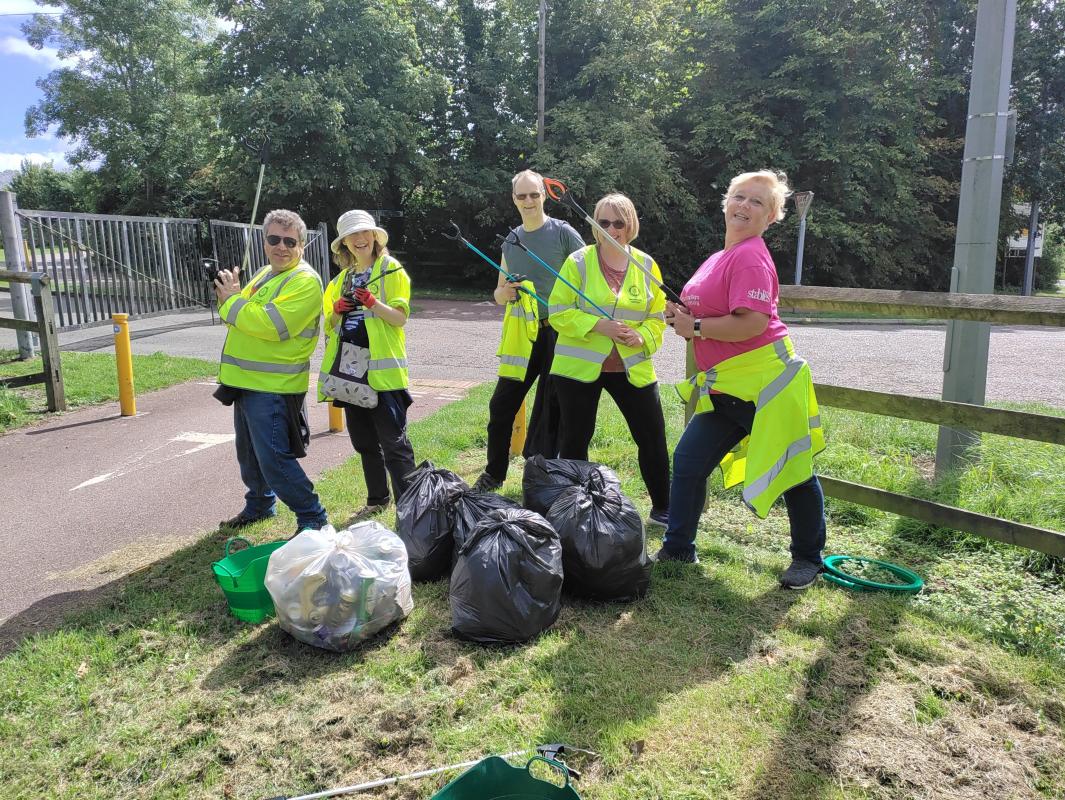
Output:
[0,1,71,171]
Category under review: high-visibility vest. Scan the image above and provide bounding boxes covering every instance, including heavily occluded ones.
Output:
[676,336,825,518]
[496,280,540,381]
[320,254,411,396]
[548,244,666,388]
[218,259,323,394]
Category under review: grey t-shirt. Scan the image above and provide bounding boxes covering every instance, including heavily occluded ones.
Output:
[501,216,584,313]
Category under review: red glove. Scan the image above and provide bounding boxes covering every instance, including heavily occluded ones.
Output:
[353,287,377,309]
[333,296,357,315]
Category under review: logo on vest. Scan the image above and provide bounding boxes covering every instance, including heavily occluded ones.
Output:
[628,284,641,298]
[747,288,771,303]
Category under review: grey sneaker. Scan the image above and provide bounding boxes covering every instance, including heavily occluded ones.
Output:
[654,547,699,564]
[780,559,823,589]
[344,503,389,527]
[645,508,669,530]
[472,471,504,493]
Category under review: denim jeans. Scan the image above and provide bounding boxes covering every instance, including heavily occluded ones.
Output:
[233,389,328,530]
[662,393,825,563]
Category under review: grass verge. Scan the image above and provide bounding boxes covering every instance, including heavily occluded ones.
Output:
[0,386,1062,799]
[0,348,217,432]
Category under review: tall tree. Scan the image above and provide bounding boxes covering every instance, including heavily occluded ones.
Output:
[22,0,220,215]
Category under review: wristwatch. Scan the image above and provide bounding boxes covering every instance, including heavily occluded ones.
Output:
[693,318,701,337]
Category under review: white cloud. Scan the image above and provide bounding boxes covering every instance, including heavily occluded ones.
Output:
[0,35,61,66]
[0,150,70,170]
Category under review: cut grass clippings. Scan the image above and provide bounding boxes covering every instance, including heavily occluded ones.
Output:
[1,385,1063,799]
[0,348,217,432]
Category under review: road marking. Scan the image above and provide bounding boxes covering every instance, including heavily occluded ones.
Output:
[71,431,235,491]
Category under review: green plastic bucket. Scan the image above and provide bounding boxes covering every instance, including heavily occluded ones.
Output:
[211,537,287,623]
[432,756,581,799]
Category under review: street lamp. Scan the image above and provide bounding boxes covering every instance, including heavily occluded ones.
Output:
[793,191,814,285]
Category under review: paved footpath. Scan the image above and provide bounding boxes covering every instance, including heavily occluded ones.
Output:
[0,299,1062,641]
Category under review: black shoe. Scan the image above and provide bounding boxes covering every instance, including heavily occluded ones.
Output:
[472,471,504,493]
[780,559,823,589]
[220,512,272,530]
[645,508,669,530]
[654,547,699,564]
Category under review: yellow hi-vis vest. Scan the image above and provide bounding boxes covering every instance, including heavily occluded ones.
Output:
[548,244,666,388]
[320,253,411,397]
[676,336,825,518]
[218,259,323,394]
[496,280,540,380]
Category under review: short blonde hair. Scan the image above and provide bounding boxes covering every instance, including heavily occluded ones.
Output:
[721,170,791,223]
[592,193,639,247]
[511,169,545,194]
[333,238,388,271]
[262,209,307,242]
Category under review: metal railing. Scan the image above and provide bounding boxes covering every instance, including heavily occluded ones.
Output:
[19,210,206,330]
[209,220,332,285]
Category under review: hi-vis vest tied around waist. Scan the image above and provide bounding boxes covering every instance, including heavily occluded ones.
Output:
[676,336,825,518]
[320,254,411,395]
[218,259,323,394]
[496,280,540,381]
[548,244,666,388]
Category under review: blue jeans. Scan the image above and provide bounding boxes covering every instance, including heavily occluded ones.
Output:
[233,389,327,530]
[662,393,825,563]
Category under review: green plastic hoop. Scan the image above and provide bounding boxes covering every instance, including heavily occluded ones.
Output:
[823,555,923,594]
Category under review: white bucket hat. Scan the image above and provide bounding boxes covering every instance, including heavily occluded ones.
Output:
[330,209,389,254]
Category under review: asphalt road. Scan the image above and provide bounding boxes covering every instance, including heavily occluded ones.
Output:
[0,299,1062,642]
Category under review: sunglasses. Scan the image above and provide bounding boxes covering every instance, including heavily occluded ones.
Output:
[514,192,542,201]
[596,218,626,230]
[266,234,299,248]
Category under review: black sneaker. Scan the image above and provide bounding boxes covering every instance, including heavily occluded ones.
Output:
[472,471,504,493]
[219,512,272,530]
[654,547,699,564]
[780,559,823,589]
[645,508,669,530]
[343,503,389,527]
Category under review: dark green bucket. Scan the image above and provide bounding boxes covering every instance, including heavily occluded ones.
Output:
[432,756,581,799]
[211,537,287,623]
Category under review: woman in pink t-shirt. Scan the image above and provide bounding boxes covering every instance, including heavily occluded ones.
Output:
[660,170,826,589]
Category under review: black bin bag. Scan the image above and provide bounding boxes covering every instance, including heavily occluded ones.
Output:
[395,460,469,581]
[522,455,622,517]
[547,484,651,601]
[450,508,563,644]
[451,490,520,557]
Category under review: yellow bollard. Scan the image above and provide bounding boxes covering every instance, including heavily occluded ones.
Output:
[112,313,136,416]
[328,401,345,432]
[509,398,527,456]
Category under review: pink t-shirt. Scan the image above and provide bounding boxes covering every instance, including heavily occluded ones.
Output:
[680,236,789,372]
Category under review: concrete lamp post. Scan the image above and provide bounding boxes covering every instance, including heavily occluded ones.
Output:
[793,191,814,285]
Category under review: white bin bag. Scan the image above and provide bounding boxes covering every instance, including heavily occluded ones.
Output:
[265,522,414,651]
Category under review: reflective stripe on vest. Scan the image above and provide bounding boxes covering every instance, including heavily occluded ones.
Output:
[220,354,310,375]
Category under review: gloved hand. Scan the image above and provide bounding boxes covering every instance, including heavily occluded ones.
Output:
[353,287,377,309]
[333,296,357,315]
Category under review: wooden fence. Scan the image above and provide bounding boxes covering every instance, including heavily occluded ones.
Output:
[0,269,65,411]
[688,286,1065,558]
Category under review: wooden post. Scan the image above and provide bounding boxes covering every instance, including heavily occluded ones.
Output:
[30,273,66,412]
[0,191,36,358]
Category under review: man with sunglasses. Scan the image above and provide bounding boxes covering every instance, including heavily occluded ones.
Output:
[473,169,585,492]
[213,209,329,537]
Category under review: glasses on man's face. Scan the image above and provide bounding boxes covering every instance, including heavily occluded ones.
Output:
[596,219,626,230]
[514,192,542,201]
[266,234,299,248]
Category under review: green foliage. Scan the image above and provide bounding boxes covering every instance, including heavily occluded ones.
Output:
[6,160,86,211]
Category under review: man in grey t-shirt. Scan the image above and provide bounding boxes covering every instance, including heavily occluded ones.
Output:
[473,169,584,491]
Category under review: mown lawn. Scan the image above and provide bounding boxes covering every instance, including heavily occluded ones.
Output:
[0,385,1062,799]
[0,348,218,432]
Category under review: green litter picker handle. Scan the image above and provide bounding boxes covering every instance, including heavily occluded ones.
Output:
[823,555,923,594]
[526,756,572,786]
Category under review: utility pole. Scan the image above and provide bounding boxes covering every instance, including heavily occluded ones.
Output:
[793,192,814,285]
[936,0,1017,476]
[1021,199,1040,296]
[537,0,547,146]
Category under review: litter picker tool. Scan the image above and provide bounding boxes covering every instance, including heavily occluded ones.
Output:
[442,221,549,308]
[239,134,271,273]
[263,744,598,800]
[496,231,613,320]
[542,177,685,306]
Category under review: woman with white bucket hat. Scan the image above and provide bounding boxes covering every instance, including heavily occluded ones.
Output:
[320,209,416,523]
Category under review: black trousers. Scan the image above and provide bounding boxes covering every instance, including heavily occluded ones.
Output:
[554,373,671,512]
[343,391,417,505]
[484,326,561,481]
